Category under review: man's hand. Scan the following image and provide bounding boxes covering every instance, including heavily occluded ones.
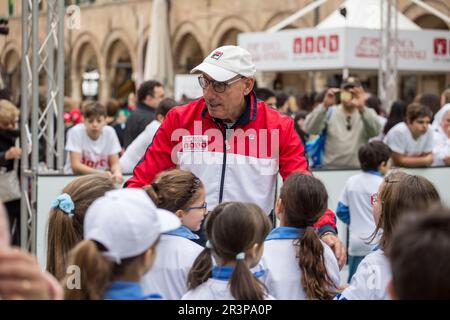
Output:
[0,248,59,300]
[5,147,22,161]
[443,156,450,166]
[321,233,347,270]
[350,87,366,112]
[323,88,340,109]
[112,172,123,185]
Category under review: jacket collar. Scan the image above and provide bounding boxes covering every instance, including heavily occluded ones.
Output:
[201,90,258,127]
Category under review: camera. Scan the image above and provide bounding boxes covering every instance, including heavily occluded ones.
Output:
[0,17,9,36]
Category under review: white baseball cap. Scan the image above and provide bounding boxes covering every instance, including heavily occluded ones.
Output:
[191,45,256,82]
[84,188,180,264]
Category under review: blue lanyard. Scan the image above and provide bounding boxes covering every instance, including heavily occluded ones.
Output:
[266,227,306,241]
[164,225,199,240]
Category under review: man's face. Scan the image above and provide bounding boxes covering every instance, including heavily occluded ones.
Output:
[442,111,450,138]
[201,73,254,122]
[145,86,165,108]
[84,116,107,140]
[407,116,431,138]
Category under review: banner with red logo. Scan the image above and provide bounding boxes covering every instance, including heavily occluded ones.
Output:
[238,27,450,72]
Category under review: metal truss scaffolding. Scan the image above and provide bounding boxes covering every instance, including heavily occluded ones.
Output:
[20,0,65,251]
[378,0,398,114]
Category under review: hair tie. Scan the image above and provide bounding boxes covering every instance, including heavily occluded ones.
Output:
[205,240,213,249]
[190,177,201,195]
[50,193,75,217]
[151,182,159,193]
[235,252,246,260]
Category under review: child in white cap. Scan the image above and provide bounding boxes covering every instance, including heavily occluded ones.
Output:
[142,169,207,299]
[63,188,180,300]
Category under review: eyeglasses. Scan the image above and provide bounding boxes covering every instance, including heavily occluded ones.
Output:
[346,115,352,131]
[198,75,244,93]
[186,202,208,212]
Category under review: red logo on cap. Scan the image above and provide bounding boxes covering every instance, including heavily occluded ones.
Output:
[211,51,223,60]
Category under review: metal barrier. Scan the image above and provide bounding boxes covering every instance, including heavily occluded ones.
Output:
[36,167,450,269]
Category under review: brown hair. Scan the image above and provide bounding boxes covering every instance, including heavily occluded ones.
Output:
[389,206,450,299]
[279,173,339,300]
[144,169,204,212]
[371,171,441,251]
[105,99,121,118]
[406,103,432,123]
[63,239,157,300]
[46,174,115,280]
[0,99,20,126]
[82,101,106,119]
[442,88,450,105]
[187,202,271,300]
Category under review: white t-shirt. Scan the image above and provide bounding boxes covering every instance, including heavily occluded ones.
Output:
[141,234,203,300]
[120,120,161,174]
[182,278,275,300]
[335,249,391,300]
[339,172,383,256]
[432,129,450,167]
[383,122,434,156]
[64,123,121,174]
[261,238,340,299]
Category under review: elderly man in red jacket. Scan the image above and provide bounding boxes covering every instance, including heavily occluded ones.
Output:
[125,45,346,268]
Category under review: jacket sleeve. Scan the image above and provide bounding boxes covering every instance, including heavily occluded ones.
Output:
[361,107,381,139]
[278,117,337,234]
[278,116,310,180]
[304,104,328,135]
[124,110,177,188]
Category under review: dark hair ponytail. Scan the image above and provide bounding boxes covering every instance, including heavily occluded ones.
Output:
[281,173,339,299]
[187,202,229,290]
[229,253,267,300]
[297,226,337,299]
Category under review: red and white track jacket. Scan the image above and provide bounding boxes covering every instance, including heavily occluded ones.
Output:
[125,92,337,234]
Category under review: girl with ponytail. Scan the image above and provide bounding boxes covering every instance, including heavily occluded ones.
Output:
[47,174,115,280]
[262,173,340,299]
[142,169,207,299]
[183,202,272,300]
[63,188,180,300]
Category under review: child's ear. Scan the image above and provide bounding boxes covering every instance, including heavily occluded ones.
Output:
[248,243,259,259]
[175,209,185,219]
[275,199,284,221]
[387,279,397,300]
[144,247,157,269]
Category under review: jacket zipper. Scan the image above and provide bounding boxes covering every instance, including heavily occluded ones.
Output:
[218,124,227,204]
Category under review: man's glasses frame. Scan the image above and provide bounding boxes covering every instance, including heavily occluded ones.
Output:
[198,75,244,93]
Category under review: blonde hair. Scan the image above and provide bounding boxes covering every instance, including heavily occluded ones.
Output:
[0,100,19,126]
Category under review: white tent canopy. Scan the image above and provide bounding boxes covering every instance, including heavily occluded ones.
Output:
[317,0,420,30]
[238,0,450,73]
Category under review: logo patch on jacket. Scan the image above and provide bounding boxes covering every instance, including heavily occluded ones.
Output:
[182,135,208,152]
[211,51,223,60]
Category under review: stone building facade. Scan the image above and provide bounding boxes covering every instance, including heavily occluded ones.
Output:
[0,0,449,104]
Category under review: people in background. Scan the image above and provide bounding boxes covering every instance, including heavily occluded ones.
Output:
[384,103,434,168]
[120,98,177,174]
[64,102,123,183]
[304,77,381,168]
[431,104,450,166]
[336,141,391,282]
[123,81,165,149]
